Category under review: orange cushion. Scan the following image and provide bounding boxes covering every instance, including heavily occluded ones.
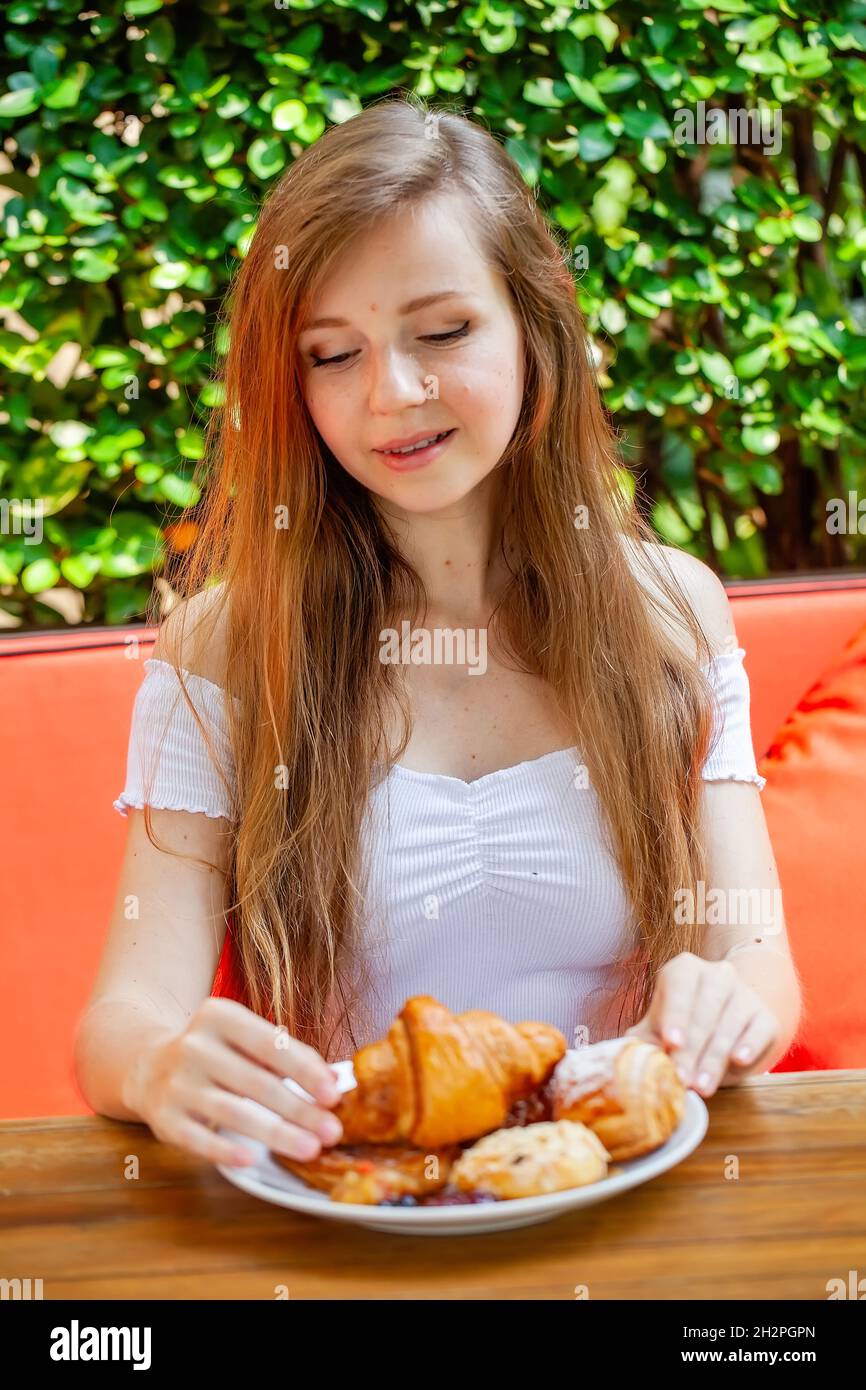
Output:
[760,620,866,1071]
[726,581,866,757]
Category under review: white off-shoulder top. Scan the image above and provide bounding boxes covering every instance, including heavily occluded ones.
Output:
[113,649,766,1054]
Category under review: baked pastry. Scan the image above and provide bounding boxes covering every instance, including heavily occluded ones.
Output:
[450,1121,609,1200]
[333,995,567,1149]
[549,1036,685,1160]
[274,1141,461,1205]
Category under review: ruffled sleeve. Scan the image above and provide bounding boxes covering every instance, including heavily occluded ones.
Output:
[699,646,766,791]
[113,658,239,821]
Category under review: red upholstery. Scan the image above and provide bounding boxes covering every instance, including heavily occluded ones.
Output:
[723,577,866,756]
[2,575,865,1119]
[755,618,866,1072]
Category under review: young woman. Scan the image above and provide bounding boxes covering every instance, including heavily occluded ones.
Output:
[74,98,801,1171]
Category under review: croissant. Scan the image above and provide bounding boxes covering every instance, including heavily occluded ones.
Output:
[275,1140,462,1205]
[333,995,567,1149]
[549,1036,685,1160]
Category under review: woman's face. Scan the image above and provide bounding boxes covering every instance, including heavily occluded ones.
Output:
[297,193,525,514]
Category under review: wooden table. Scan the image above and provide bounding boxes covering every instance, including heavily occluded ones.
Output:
[2,1070,864,1300]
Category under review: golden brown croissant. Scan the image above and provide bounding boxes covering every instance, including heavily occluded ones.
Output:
[275,1140,462,1205]
[549,1036,685,1160]
[333,995,568,1149]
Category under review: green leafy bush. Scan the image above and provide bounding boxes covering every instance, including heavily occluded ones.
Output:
[1,0,864,627]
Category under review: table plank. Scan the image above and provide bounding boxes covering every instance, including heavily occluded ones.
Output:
[2,1071,864,1300]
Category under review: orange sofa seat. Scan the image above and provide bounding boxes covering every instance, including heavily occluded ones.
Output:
[756,617,866,1072]
[2,574,866,1119]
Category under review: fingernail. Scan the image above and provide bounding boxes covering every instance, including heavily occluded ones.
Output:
[667,1027,684,1047]
[321,1116,342,1143]
[675,1061,690,1083]
[735,1046,752,1061]
[696,1071,712,1092]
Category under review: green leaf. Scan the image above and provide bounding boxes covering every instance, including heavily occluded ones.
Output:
[733,344,772,378]
[593,68,640,96]
[177,429,205,460]
[620,109,672,142]
[624,291,661,318]
[432,69,465,94]
[599,299,627,335]
[504,136,540,187]
[641,56,682,91]
[698,350,734,387]
[748,461,783,493]
[157,165,198,189]
[21,557,60,593]
[571,12,619,53]
[716,204,758,233]
[144,16,176,64]
[827,20,866,51]
[61,553,102,588]
[564,75,608,114]
[0,85,40,118]
[157,473,201,507]
[524,78,563,108]
[791,214,823,242]
[272,99,307,132]
[737,50,787,75]
[42,63,91,109]
[201,130,235,168]
[742,425,780,455]
[726,16,780,43]
[150,260,192,290]
[480,24,517,54]
[247,138,286,181]
[755,217,790,245]
[578,123,616,162]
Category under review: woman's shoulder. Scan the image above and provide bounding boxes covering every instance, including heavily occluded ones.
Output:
[621,537,738,665]
[150,582,230,688]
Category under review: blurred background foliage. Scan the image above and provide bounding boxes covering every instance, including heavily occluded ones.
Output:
[1,0,865,628]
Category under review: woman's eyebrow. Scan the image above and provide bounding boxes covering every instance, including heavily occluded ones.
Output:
[299,289,475,334]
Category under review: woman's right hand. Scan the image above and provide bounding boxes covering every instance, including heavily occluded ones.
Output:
[124,996,344,1167]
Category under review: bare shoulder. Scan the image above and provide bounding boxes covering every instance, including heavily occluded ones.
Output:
[622,537,738,662]
[151,581,229,687]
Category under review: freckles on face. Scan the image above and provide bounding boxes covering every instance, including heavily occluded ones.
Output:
[296,195,525,512]
[453,344,523,436]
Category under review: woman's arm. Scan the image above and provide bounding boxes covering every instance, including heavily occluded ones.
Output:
[73,802,233,1121]
[698,778,803,1076]
[675,549,802,1067]
[75,587,235,1121]
[626,546,803,1089]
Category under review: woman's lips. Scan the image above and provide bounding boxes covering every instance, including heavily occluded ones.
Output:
[375,429,457,472]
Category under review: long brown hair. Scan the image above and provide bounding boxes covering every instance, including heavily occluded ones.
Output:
[140,95,720,1059]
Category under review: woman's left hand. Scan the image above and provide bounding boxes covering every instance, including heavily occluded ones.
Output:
[624,951,780,1098]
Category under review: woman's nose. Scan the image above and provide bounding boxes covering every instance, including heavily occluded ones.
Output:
[367,348,432,413]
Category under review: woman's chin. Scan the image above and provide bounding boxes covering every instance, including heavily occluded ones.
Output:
[372,469,501,517]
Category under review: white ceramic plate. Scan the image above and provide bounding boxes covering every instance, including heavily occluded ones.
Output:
[215,1052,709,1235]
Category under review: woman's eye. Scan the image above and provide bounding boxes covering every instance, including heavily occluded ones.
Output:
[310,321,470,369]
[420,321,471,344]
[311,350,354,368]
